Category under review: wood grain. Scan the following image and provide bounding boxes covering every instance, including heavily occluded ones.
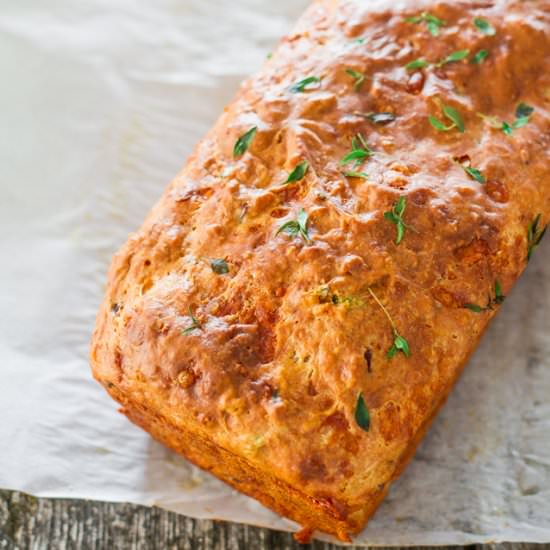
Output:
[0,490,547,550]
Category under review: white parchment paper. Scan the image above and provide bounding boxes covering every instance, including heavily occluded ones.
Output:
[1,0,549,545]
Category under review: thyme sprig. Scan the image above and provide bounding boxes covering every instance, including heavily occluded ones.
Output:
[368,288,411,359]
[340,133,374,168]
[527,214,547,261]
[453,156,486,183]
[182,307,202,335]
[406,49,470,71]
[405,12,446,36]
[346,68,366,91]
[477,103,535,135]
[464,280,505,313]
[276,208,311,243]
[429,104,465,133]
[384,196,414,245]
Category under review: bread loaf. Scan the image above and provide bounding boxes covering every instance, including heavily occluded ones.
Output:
[91,0,550,541]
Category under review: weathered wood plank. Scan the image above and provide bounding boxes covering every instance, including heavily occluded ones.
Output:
[0,490,548,550]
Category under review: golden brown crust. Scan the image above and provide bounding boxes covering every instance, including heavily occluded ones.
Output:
[90,0,550,541]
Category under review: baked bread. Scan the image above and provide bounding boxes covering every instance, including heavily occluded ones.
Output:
[90,0,550,542]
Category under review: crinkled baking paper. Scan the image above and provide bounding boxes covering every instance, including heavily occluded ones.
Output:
[1,0,549,545]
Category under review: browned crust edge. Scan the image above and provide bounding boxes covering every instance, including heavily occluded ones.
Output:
[106,384,355,542]
[96,341,475,545]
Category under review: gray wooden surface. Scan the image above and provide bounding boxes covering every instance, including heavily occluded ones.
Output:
[1,490,548,550]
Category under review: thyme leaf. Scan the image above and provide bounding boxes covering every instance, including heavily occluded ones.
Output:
[474,17,496,36]
[233,126,257,158]
[355,393,371,432]
[463,166,486,183]
[470,49,489,64]
[406,59,430,70]
[210,259,229,274]
[387,334,411,359]
[289,76,321,93]
[344,170,368,179]
[285,160,309,184]
[437,49,470,67]
[516,103,535,118]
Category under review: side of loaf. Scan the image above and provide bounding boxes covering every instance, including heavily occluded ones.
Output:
[90,0,550,542]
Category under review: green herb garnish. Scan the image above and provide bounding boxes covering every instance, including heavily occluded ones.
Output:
[474,17,496,36]
[478,113,506,131]
[429,104,465,133]
[454,157,486,183]
[437,49,470,67]
[368,288,411,359]
[210,259,229,274]
[527,214,547,261]
[516,103,535,118]
[464,280,506,313]
[276,208,311,243]
[233,126,257,158]
[502,121,514,135]
[514,103,535,129]
[407,50,469,71]
[355,393,370,432]
[344,171,368,179]
[470,49,489,64]
[406,59,430,71]
[361,112,396,124]
[478,103,535,135]
[387,334,411,359]
[346,68,366,91]
[182,307,202,335]
[511,117,529,130]
[463,165,486,183]
[384,196,411,245]
[285,160,309,184]
[289,76,321,93]
[405,12,446,36]
[340,133,374,168]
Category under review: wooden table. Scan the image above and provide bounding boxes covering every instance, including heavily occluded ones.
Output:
[1,490,546,550]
